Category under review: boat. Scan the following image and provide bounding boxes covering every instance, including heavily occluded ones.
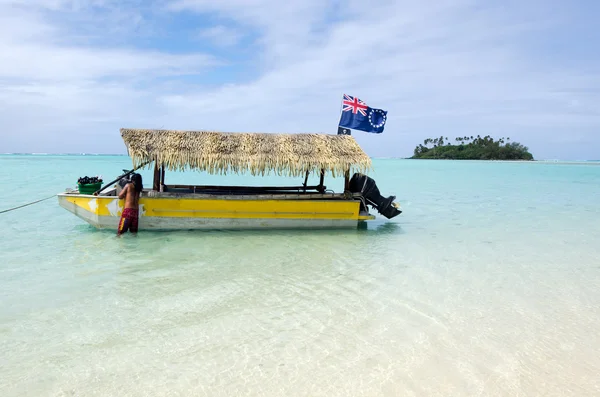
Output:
[57,128,401,230]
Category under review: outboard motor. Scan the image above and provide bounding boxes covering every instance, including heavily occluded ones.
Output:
[117,170,138,189]
[348,173,401,219]
[118,177,128,189]
[118,175,131,189]
[116,171,136,194]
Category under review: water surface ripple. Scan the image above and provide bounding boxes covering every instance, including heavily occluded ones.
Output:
[1,157,599,396]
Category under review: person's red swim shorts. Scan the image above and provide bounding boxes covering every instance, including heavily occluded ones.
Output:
[117,208,139,234]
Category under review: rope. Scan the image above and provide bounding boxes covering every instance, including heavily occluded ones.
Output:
[0,194,57,214]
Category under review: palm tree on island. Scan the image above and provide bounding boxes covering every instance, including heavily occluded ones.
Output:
[411,135,533,160]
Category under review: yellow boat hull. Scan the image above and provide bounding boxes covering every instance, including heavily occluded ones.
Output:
[58,193,375,230]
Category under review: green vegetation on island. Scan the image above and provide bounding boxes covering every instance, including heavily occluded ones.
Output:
[411,135,534,160]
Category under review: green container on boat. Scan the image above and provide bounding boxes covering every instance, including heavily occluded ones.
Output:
[78,182,102,195]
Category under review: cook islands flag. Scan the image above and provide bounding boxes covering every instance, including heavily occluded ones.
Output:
[338,94,387,134]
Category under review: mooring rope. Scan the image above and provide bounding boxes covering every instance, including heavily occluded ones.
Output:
[0,194,57,214]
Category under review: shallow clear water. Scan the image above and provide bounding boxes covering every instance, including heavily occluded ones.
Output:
[1,156,599,396]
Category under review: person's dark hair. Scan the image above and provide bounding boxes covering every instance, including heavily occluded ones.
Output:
[131,173,143,193]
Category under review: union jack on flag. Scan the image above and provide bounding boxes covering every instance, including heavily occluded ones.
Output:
[342,94,368,116]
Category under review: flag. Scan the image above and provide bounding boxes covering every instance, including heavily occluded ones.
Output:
[338,94,387,134]
[337,126,351,135]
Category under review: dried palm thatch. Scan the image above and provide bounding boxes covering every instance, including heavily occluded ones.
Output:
[120,128,372,177]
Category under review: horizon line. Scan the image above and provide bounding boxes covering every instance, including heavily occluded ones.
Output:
[1,153,599,162]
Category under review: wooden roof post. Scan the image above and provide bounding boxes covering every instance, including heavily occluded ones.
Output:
[344,169,350,193]
[317,169,325,193]
[302,170,309,192]
[153,163,160,191]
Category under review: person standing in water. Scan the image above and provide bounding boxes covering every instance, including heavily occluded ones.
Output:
[117,173,143,235]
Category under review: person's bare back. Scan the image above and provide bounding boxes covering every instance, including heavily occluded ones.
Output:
[119,183,140,210]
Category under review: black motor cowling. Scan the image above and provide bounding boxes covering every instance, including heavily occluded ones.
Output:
[118,176,131,189]
[348,173,401,219]
[118,172,137,188]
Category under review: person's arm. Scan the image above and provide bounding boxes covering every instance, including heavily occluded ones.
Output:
[118,183,129,200]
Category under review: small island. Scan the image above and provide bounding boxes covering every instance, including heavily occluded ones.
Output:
[411,135,534,160]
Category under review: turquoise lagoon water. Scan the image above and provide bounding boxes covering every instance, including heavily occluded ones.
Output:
[1,155,599,396]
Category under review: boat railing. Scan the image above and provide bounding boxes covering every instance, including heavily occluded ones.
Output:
[161,184,326,195]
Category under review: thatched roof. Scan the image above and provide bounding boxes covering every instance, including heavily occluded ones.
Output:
[120,128,372,177]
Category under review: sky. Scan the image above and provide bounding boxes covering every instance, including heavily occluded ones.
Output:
[0,0,598,160]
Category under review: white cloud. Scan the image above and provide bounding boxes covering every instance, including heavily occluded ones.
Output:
[0,0,599,159]
[0,43,216,81]
[196,25,243,47]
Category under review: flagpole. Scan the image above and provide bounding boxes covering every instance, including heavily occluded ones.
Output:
[337,94,343,135]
